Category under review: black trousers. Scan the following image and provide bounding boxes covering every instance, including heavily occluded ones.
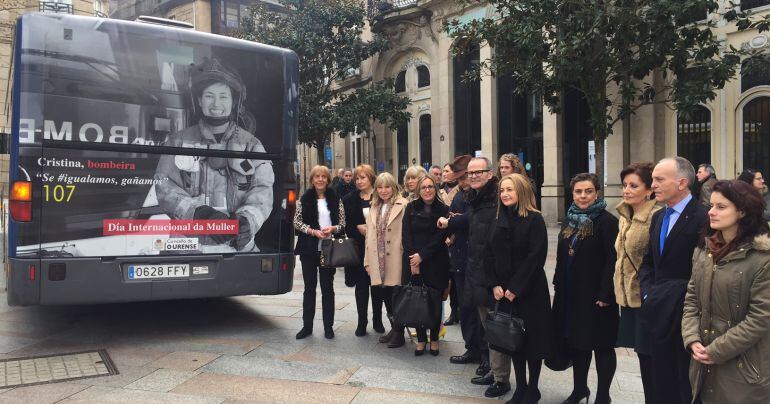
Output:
[371,285,394,319]
[300,253,335,330]
[638,353,654,404]
[455,272,486,360]
[650,334,692,404]
[448,275,459,316]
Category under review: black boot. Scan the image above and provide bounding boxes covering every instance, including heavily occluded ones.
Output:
[443,310,459,326]
[507,385,527,404]
[387,326,405,348]
[379,317,394,343]
[561,388,590,404]
[295,326,312,340]
[372,314,385,333]
[355,319,367,337]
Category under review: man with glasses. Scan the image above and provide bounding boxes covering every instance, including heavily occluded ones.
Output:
[439,156,488,371]
[465,157,509,397]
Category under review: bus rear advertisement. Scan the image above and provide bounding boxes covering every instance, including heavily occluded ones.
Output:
[6,13,299,305]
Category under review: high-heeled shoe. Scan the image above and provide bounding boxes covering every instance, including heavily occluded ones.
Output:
[560,388,590,404]
[414,343,427,356]
[429,342,439,356]
[506,385,527,404]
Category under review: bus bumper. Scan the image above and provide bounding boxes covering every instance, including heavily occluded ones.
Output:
[6,253,295,306]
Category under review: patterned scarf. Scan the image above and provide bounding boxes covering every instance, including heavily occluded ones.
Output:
[375,203,393,281]
[562,199,607,240]
[707,231,734,264]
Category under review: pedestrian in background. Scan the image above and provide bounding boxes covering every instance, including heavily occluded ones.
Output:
[738,168,770,220]
[343,164,377,337]
[682,179,770,404]
[614,162,659,404]
[335,168,356,199]
[694,163,717,208]
[639,157,708,404]
[552,173,618,404]
[403,166,427,200]
[464,157,508,397]
[485,173,551,404]
[439,161,461,326]
[430,165,443,185]
[402,174,450,356]
[293,165,346,340]
[364,172,409,348]
[497,153,527,178]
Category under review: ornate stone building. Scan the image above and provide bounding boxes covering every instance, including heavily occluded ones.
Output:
[361,0,770,223]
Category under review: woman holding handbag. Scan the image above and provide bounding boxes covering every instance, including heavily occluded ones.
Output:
[293,165,346,340]
[613,162,659,404]
[552,173,619,404]
[343,164,378,337]
[401,175,451,356]
[364,172,409,348]
[485,174,551,404]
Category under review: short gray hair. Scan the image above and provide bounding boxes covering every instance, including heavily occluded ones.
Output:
[698,163,715,177]
[660,157,696,187]
[470,157,492,170]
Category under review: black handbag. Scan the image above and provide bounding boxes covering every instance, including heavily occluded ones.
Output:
[485,301,526,355]
[320,236,360,267]
[392,280,442,328]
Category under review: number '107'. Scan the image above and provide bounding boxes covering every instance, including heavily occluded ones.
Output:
[42,185,75,202]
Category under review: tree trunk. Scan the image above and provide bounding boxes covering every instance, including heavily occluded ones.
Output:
[594,135,605,197]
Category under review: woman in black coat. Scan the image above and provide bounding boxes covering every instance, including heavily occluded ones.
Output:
[552,173,619,404]
[485,174,551,404]
[402,174,450,356]
[342,164,378,337]
[293,165,345,340]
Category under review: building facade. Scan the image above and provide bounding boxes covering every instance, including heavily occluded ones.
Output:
[362,0,770,223]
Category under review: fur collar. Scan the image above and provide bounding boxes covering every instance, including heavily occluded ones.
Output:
[616,199,658,223]
[751,234,770,251]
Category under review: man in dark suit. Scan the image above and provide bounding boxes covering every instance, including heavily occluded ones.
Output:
[639,157,708,404]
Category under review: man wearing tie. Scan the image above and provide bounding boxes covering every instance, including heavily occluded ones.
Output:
[639,157,708,404]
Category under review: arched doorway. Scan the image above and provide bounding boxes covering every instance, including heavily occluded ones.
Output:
[743,96,770,175]
[562,87,593,210]
[497,75,544,206]
[396,120,409,183]
[419,114,432,171]
[453,45,481,156]
[676,105,711,168]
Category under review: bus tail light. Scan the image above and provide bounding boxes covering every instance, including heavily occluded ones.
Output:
[285,189,297,221]
[282,256,287,271]
[28,264,36,281]
[10,181,32,222]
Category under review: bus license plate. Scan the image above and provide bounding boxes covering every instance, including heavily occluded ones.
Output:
[127,264,189,280]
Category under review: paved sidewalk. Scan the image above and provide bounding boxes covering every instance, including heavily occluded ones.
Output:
[0,225,645,403]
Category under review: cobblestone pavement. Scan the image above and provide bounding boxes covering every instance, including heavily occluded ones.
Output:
[0,225,645,403]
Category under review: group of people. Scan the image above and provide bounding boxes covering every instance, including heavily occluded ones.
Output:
[292,154,770,404]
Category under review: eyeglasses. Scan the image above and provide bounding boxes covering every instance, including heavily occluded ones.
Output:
[419,185,436,191]
[467,169,490,177]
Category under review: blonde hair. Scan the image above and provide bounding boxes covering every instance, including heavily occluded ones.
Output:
[403,166,427,200]
[308,165,332,187]
[498,174,539,217]
[372,172,401,208]
[498,153,528,178]
[354,164,376,188]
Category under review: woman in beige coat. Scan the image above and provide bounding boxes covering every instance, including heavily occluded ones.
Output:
[613,162,659,403]
[364,172,409,348]
[682,180,770,404]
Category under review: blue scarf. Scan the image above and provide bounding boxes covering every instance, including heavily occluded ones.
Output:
[562,199,607,240]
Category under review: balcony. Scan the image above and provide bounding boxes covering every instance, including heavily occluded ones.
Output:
[94,10,108,18]
[39,1,74,14]
[742,0,770,10]
[367,0,419,20]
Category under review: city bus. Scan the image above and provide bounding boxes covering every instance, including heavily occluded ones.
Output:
[5,13,298,305]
